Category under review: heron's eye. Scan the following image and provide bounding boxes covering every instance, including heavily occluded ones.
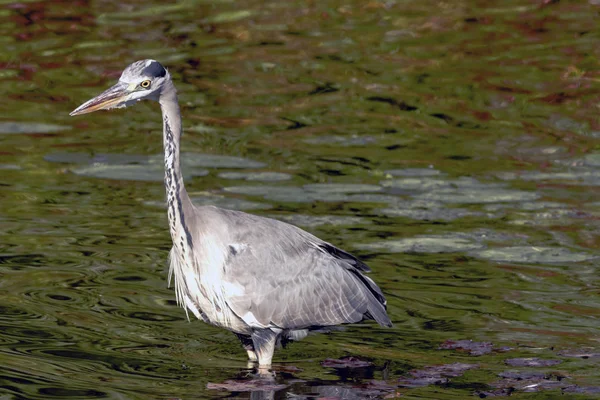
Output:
[140,80,151,88]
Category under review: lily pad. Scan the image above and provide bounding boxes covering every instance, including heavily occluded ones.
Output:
[471,246,596,264]
[144,195,272,211]
[563,386,600,394]
[217,171,292,181]
[501,170,600,186]
[484,201,565,212]
[303,135,377,146]
[203,10,253,24]
[505,358,562,367]
[487,371,569,395]
[416,188,539,204]
[452,229,529,245]
[273,214,368,228]
[345,193,402,204]
[380,178,451,192]
[398,363,478,388]
[378,207,485,221]
[0,164,21,170]
[439,340,494,356]
[49,152,265,181]
[557,350,600,359]
[0,122,72,134]
[151,153,266,169]
[224,185,304,197]
[384,168,443,177]
[584,153,600,168]
[357,236,484,254]
[303,183,382,194]
[223,185,351,203]
[190,196,272,211]
[45,152,147,165]
[499,371,548,380]
[73,164,208,182]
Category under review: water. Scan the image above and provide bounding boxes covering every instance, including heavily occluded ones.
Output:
[1,0,599,398]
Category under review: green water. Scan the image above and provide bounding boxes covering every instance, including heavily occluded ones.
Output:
[1,0,599,398]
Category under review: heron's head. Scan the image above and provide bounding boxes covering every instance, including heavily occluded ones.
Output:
[70,60,169,116]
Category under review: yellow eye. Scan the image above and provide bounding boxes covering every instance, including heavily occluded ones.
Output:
[140,80,151,88]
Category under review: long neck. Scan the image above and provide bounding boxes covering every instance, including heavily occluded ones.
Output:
[159,80,194,250]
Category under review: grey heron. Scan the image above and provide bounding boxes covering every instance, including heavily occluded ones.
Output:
[70,60,392,369]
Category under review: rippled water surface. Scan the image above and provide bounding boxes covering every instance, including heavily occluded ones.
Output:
[2,0,600,398]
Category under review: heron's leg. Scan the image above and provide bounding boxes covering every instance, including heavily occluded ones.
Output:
[235,333,257,362]
[251,329,279,368]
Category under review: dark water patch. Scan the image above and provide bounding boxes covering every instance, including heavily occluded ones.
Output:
[366,96,418,112]
[47,294,72,301]
[0,305,43,321]
[309,82,339,95]
[0,254,49,270]
[38,387,107,398]
[0,326,62,341]
[119,311,181,322]
[112,275,146,282]
[321,356,373,369]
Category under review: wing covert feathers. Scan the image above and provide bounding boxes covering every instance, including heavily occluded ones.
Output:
[191,207,392,330]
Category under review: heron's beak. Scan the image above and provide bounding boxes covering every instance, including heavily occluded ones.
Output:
[70,82,131,116]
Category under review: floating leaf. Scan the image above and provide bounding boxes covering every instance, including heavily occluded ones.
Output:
[203,10,253,24]
[505,358,562,367]
[357,237,484,254]
[218,171,292,181]
[0,122,71,134]
[471,246,596,264]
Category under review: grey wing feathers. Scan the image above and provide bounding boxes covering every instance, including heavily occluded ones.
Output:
[212,207,392,330]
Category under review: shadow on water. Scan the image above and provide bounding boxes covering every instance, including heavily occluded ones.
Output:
[2,0,600,398]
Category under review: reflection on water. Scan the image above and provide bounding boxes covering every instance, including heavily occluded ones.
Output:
[2,0,600,398]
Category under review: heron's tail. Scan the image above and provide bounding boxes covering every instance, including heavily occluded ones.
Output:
[350,270,392,327]
[366,295,392,327]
